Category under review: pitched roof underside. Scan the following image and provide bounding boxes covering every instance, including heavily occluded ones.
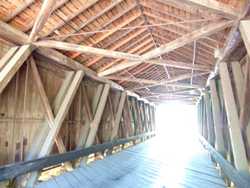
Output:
[0,0,247,104]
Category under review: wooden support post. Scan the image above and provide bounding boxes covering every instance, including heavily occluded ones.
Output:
[42,71,84,154]
[141,102,148,133]
[231,61,244,108]
[30,57,68,153]
[22,70,84,187]
[110,91,127,140]
[209,79,226,156]
[129,97,137,136]
[84,84,110,147]
[240,20,250,57]
[28,0,56,42]
[122,96,133,137]
[218,62,249,172]
[135,100,143,134]
[204,91,215,147]
[0,46,19,70]
[148,104,153,132]
[239,62,250,158]
[201,96,208,140]
[75,84,94,148]
[0,45,33,94]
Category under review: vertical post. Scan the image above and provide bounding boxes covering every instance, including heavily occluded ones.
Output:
[204,91,215,147]
[209,79,225,155]
[231,61,244,108]
[218,62,249,172]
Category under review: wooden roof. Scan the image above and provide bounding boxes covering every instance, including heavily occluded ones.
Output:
[0,0,248,103]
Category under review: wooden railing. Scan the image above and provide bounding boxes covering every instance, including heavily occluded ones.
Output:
[0,132,155,182]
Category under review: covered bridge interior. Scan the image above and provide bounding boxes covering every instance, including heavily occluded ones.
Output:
[0,0,250,187]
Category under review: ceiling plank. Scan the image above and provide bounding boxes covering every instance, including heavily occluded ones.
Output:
[107,71,208,86]
[85,28,148,67]
[142,20,234,60]
[148,59,212,71]
[58,0,123,41]
[69,10,141,59]
[0,45,34,94]
[28,0,57,42]
[40,0,99,37]
[239,20,250,57]
[132,82,202,90]
[162,0,240,19]
[0,21,28,44]
[98,20,234,76]
[2,0,35,22]
[33,40,141,61]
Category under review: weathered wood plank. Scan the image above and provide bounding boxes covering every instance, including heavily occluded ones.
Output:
[30,57,67,153]
[34,40,141,61]
[85,84,110,147]
[0,45,33,94]
[0,46,19,70]
[110,92,127,140]
[231,61,244,108]
[165,0,240,19]
[209,79,225,156]
[218,62,248,172]
[99,20,234,76]
[28,0,57,42]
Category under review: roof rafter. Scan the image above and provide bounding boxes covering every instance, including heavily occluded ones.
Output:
[162,0,240,19]
[107,71,208,85]
[85,28,148,67]
[69,9,142,59]
[98,20,234,76]
[2,0,35,22]
[28,0,57,42]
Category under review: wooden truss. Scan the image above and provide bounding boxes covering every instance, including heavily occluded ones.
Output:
[0,46,156,187]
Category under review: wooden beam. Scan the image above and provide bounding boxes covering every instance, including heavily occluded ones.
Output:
[58,0,123,41]
[0,46,19,70]
[69,10,141,59]
[28,0,57,42]
[41,0,99,37]
[218,62,248,172]
[240,20,250,57]
[2,0,35,22]
[98,20,234,76]
[209,79,225,156]
[110,92,127,140]
[231,61,244,109]
[142,20,234,60]
[24,70,84,187]
[148,59,212,71]
[0,21,28,44]
[0,21,124,91]
[145,93,200,99]
[85,84,110,147]
[132,82,203,91]
[30,57,68,153]
[204,91,215,146]
[0,45,33,94]
[76,84,105,149]
[163,0,239,19]
[0,20,149,102]
[107,72,208,85]
[42,71,84,154]
[34,40,141,61]
[86,28,147,67]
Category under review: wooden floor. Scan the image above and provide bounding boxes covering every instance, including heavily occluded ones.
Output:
[35,137,226,188]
